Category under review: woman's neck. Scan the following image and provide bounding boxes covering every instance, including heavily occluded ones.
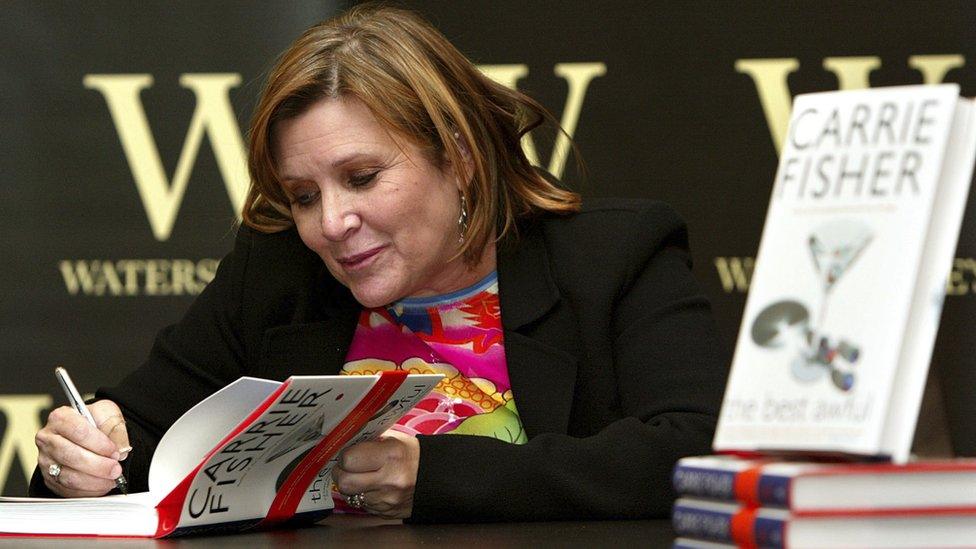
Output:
[404,239,497,301]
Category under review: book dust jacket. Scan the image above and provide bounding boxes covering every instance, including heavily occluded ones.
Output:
[715,85,966,457]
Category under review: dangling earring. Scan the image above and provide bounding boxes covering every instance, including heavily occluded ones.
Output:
[457,191,469,244]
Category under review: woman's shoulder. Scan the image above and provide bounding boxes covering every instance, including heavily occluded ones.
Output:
[232,224,321,267]
[525,198,694,294]
[538,197,689,255]
[224,224,328,292]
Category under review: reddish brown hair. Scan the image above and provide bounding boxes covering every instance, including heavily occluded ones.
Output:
[244,3,581,263]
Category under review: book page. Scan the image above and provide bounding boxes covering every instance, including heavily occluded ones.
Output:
[149,377,282,498]
[0,492,158,536]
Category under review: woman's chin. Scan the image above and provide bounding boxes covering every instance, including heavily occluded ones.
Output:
[348,284,400,309]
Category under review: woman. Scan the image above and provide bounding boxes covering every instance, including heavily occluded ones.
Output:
[31,5,727,522]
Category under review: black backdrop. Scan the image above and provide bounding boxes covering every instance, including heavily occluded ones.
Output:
[3,1,975,496]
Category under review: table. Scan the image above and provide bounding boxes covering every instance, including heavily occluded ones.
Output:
[0,515,676,547]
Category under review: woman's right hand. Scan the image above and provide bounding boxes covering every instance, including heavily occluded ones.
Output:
[34,399,131,498]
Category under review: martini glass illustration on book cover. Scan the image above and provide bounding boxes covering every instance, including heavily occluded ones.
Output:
[750,219,873,392]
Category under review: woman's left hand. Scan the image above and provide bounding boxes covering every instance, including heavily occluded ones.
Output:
[332,429,420,519]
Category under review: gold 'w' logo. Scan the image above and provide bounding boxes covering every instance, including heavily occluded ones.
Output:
[84,75,249,242]
[84,63,606,242]
[736,54,965,155]
[720,54,966,293]
[480,63,607,177]
[714,257,755,293]
[0,396,52,494]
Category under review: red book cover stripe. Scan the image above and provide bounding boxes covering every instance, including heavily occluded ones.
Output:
[730,506,759,549]
[261,370,408,524]
[734,464,763,507]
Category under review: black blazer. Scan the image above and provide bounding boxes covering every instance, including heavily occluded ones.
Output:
[31,199,729,523]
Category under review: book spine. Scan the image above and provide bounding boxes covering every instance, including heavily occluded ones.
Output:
[752,473,791,508]
[672,502,787,548]
[672,465,737,500]
[672,464,791,507]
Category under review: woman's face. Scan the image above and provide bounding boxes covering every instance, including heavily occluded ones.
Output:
[273,96,475,308]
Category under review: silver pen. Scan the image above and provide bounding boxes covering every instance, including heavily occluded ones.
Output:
[54,367,128,494]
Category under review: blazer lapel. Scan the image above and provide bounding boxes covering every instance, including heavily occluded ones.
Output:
[498,223,578,437]
[503,330,577,437]
[259,267,360,379]
[259,314,358,378]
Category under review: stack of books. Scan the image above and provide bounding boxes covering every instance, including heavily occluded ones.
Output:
[672,84,976,548]
[670,455,976,548]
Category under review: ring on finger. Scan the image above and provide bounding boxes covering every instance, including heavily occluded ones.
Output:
[48,463,62,482]
[347,492,368,509]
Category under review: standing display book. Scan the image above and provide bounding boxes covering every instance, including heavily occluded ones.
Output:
[0,371,441,537]
[713,84,976,462]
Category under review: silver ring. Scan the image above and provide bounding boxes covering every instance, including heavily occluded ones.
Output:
[48,463,62,480]
[347,492,367,509]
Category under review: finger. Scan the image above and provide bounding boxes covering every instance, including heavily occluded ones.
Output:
[38,432,122,481]
[378,429,411,442]
[38,455,115,498]
[332,467,388,496]
[47,406,119,459]
[35,424,121,481]
[97,416,131,460]
[341,487,395,514]
[359,489,411,518]
[48,465,116,496]
[42,474,112,499]
[337,441,386,473]
[90,401,131,459]
[360,490,393,513]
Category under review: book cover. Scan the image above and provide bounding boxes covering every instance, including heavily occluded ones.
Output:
[713,84,976,461]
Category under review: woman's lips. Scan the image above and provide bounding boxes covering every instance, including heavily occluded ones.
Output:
[337,246,386,271]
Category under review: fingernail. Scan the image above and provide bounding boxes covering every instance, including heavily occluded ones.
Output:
[111,464,122,477]
[111,451,120,460]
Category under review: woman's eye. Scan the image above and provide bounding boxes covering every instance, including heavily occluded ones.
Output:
[292,190,319,207]
[349,171,378,188]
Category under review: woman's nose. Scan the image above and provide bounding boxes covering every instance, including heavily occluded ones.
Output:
[318,188,361,241]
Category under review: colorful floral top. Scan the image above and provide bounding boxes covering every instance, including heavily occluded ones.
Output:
[340,271,526,443]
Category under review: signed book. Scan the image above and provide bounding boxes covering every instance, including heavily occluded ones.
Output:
[713,84,976,462]
[0,371,440,537]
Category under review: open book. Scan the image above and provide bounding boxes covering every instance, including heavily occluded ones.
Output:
[0,371,441,537]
